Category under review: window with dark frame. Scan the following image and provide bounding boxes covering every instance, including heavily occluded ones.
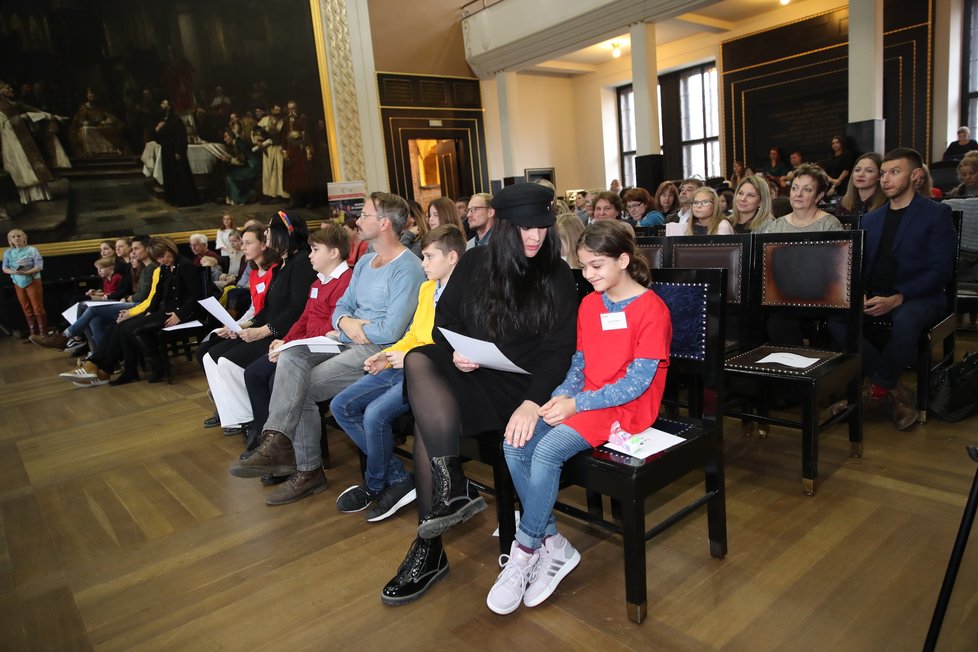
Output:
[617,84,636,187]
[678,64,719,180]
[964,0,978,131]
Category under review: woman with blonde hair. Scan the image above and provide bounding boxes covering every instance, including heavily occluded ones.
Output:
[729,175,773,233]
[555,212,586,268]
[3,229,45,337]
[666,186,734,236]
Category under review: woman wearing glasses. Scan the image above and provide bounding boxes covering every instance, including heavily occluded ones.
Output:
[666,187,734,236]
[623,187,664,227]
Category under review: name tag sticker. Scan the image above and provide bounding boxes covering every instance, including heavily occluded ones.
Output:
[601,312,628,331]
[255,282,266,294]
[310,287,319,299]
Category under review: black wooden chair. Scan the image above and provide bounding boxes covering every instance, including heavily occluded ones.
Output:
[668,233,752,350]
[724,231,865,495]
[635,236,668,270]
[549,267,729,623]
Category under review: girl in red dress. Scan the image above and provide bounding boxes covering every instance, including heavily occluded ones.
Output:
[488,219,672,614]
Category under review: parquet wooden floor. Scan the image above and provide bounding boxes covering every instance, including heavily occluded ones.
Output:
[1,334,977,651]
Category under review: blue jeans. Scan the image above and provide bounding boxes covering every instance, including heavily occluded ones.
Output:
[67,302,133,347]
[504,418,590,550]
[330,368,411,494]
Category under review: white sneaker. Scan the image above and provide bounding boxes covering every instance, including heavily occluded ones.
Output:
[73,379,109,388]
[59,367,97,380]
[486,542,539,615]
[523,533,580,607]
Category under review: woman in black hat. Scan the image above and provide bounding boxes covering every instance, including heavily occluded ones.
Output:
[381,182,578,605]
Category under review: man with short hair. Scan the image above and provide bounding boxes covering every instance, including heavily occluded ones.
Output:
[189,233,218,265]
[574,190,588,223]
[230,191,426,505]
[676,178,704,224]
[831,148,957,430]
[465,192,495,250]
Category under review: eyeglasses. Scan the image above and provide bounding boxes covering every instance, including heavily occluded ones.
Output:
[465,206,488,214]
[691,199,714,207]
[625,202,645,209]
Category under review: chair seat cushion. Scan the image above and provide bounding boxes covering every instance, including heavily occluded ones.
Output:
[725,344,842,377]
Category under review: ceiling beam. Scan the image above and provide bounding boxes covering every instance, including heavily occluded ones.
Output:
[673,12,735,33]
[530,60,600,74]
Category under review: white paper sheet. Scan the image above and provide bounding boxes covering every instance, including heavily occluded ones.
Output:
[61,302,82,325]
[162,320,203,331]
[602,427,686,459]
[198,296,242,333]
[755,352,820,369]
[438,328,529,374]
[275,336,344,354]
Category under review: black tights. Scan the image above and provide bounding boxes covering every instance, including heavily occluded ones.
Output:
[405,350,462,519]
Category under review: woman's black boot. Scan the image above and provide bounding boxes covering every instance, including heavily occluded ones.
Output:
[417,456,486,539]
[381,535,449,605]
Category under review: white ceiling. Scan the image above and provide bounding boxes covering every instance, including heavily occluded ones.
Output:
[527,0,797,74]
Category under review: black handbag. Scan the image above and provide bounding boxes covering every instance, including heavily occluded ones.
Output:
[929,352,978,422]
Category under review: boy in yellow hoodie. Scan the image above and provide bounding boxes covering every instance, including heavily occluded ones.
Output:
[331,225,465,522]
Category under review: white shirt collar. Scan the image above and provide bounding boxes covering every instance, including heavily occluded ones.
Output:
[317,260,349,284]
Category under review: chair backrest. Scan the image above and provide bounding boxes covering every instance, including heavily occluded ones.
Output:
[651,268,727,419]
[636,236,668,269]
[752,230,864,352]
[668,233,751,346]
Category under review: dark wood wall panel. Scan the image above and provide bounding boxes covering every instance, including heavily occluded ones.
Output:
[720,1,933,172]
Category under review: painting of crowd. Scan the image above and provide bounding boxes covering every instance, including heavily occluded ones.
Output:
[0,0,330,209]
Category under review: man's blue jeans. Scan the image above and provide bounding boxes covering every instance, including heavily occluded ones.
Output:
[330,368,411,494]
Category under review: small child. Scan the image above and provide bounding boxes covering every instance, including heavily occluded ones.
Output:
[487,219,672,615]
[330,224,466,522]
[88,256,123,300]
[2,229,45,337]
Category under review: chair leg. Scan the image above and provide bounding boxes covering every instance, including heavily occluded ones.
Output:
[705,454,727,559]
[916,337,932,423]
[847,378,864,458]
[801,394,818,496]
[620,494,648,624]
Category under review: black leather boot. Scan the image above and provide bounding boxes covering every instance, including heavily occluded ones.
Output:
[381,535,449,605]
[417,456,486,539]
[134,333,165,383]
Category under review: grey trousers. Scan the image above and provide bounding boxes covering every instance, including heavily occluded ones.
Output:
[264,343,381,471]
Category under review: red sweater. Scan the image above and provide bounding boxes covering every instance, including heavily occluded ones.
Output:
[249,263,277,316]
[283,264,353,342]
[102,272,123,296]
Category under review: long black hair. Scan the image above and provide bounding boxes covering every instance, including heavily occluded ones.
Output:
[266,212,309,258]
[474,218,564,340]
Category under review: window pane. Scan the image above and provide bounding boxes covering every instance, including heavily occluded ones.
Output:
[970,4,978,92]
[705,67,719,137]
[623,153,636,187]
[620,88,636,151]
[970,97,978,133]
[706,139,721,178]
[683,143,705,179]
[681,71,705,141]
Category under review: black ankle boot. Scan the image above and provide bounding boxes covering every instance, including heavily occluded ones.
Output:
[146,359,165,383]
[417,456,487,539]
[381,536,449,605]
[109,368,140,386]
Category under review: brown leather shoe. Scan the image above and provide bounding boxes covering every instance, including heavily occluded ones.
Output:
[30,333,68,350]
[229,431,296,478]
[265,468,327,505]
[862,385,888,413]
[889,385,917,431]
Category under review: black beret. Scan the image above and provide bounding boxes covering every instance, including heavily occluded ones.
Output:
[491,183,555,228]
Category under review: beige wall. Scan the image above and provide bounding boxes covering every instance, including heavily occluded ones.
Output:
[367,0,474,77]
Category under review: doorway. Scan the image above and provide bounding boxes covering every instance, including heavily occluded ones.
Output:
[407,138,468,209]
